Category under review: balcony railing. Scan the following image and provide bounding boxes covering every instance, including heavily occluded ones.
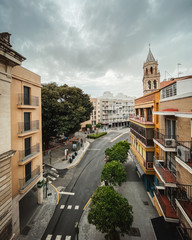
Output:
[155,190,178,219]
[19,166,40,190]
[153,158,176,184]
[18,93,39,106]
[177,225,192,240]
[18,120,39,134]
[19,143,40,163]
[130,114,153,123]
[177,184,192,201]
[154,130,178,148]
[176,141,192,165]
[130,128,154,146]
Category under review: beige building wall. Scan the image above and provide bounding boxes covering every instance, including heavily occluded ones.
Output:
[81,98,98,129]
[160,97,192,142]
[0,32,25,240]
[11,66,42,236]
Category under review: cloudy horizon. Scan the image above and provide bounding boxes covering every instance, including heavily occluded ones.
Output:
[0,0,192,97]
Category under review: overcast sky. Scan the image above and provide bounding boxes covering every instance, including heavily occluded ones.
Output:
[0,0,192,97]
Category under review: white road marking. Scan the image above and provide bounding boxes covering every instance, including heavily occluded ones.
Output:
[65,236,71,240]
[46,235,52,240]
[60,205,65,209]
[55,235,62,240]
[87,149,101,151]
[74,205,79,210]
[67,205,72,209]
[59,191,75,196]
[110,131,129,142]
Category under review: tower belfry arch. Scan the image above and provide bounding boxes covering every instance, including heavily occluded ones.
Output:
[143,47,160,95]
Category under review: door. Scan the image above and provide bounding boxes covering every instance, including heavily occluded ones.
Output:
[25,162,31,182]
[24,112,30,131]
[24,86,30,105]
[25,137,31,157]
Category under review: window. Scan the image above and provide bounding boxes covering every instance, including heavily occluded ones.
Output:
[148,81,151,89]
[165,119,176,139]
[150,67,153,74]
[24,112,30,131]
[153,80,157,89]
[146,68,148,75]
[25,137,31,157]
[24,86,30,105]
[161,83,177,99]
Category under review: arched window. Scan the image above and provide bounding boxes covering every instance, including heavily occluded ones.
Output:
[146,68,148,75]
[148,81,151,89]
[150,67,153,74]
[153,80,157,89]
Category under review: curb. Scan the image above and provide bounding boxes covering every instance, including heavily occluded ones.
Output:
[67,142,90,169]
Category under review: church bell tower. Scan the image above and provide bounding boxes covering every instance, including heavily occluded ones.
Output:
[143,47,160,95]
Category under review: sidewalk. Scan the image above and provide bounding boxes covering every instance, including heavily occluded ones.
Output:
[79,154,158,240]
[16,141,90,240]
[43,141,90,170]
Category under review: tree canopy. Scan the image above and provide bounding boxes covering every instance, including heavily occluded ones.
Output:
[42,83,93,149]
[88,186,133,239]
[101,161,127,186]
[105,141,130,163]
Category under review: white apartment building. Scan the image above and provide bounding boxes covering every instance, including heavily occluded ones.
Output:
[98,91,135,128]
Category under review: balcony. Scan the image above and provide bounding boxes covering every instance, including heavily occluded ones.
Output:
[153,130,177,152]
[177,225,192,240]
[176,184,192,229]
[18,120,39,136]
[153,157,176,186]
[19,166,41,192]
[154,190,178,222]
[130,128,154,147]
[176,141,192,171]
[18,143,40,165]
[130,114,154,125]
[17,93,39,108]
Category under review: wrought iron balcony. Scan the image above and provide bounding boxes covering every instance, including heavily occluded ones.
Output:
[155,190,178,220]
[154,130,178,149]
[18,143,40,163]
[177,225,192,240]
[19,166,40,191]
[130,128,154,146]
[18,93,39,106]
[18,120,39,134]
[153,157,176,185]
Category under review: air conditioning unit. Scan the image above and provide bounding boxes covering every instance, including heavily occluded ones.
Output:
[177,145,190,162]
[164,139,176,147]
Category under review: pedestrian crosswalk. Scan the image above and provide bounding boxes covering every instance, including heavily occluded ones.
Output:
[60,204,79,210]
[46,235,71,240]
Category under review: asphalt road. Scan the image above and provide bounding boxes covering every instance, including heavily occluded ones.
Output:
[41,129,130,240]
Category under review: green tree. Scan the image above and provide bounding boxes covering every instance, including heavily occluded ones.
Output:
[101,161,127,186]
[105,141,130,163]
[88,186,133,240]
[86,124,92,130]
[96,123,101,128]
[42,83,93,149]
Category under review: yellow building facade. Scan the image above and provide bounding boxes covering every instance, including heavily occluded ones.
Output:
[11,66,43,236]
